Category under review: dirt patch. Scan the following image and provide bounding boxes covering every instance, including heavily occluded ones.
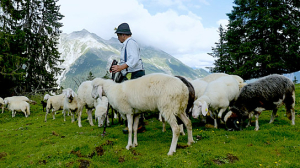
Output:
[78,159,90,168]
[71,150,84,157]
[38,160,47,165]
[52,131,59,136]
[226,153,239,163]
[131,149,140,156]
[177,144,188,149]
[0,152,7,160]
[213,153,239,165]
[95,146,104,156]
[70,140,114,159]
[118,156,125,163]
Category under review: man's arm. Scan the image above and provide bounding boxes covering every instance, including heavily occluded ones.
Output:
[111,64,128,73]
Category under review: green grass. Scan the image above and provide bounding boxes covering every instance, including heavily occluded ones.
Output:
[1,85,300,167]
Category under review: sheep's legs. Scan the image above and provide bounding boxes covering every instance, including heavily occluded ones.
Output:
[62,109,66,122]
[285,95,295,125]
[269,109,278,124]
[87,109,94,126]
[52,109,55,120]
[126,114,134,150]
[167,115,180,156]
[132,114,140,147]
[71,112,75,123]
[44,109,49,122]
[254,113,260,131]
[77,108,83,127]
[178,113,194,146]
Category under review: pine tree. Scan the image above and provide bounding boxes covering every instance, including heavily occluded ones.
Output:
[0,0,64,96]
[86,71,95,81]
[211,0,300,80]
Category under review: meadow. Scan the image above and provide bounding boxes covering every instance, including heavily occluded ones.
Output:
[1,84,300,168]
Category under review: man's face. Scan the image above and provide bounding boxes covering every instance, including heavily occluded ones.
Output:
[117,34,125,43]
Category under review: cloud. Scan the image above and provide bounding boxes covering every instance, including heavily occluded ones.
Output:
[57,0,222,69]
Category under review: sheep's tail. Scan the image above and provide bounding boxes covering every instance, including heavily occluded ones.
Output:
[175,76,195,115]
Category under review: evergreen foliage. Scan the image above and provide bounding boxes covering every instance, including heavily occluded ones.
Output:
[0,0,64,96]
[210,0,300,80]
[86,71,95,81]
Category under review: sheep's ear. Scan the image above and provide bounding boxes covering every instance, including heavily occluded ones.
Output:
[97,86,103,98]
[201,101,209,116]
[71,90,76,98]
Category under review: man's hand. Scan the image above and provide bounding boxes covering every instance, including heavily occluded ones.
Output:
[111,64,128,73]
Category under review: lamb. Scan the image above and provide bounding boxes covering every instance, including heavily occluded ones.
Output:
[4,99,30,117]
[94,96,110,127]
[224,74,295,131]
[63,88,80,124]
[91,73,195,156]
[76,81,97,127]
[44,93,68,122]
[192,75,240,129]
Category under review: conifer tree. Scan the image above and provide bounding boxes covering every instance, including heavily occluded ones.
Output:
[0,0,64,96]
[211,0,300,80]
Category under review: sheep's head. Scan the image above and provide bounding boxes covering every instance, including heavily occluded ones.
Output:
[192,100,208,118]
[43,94,50,101]
[224,107,243,131]
[97,114,110,127]
[64,88,76,103]
[91,78,104,99]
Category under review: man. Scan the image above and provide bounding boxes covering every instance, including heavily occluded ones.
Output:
[111,23,146,133]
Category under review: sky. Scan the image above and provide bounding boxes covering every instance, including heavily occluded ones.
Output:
[57,0,235,71]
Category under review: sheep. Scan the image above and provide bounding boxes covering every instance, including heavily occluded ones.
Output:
[202,73,246,91]
[41,94,50,112]
[3,96,33,113]
[91,73,195,156]
[76,81,98,127]
[159,75,195,135]
[192,75,240,129]
[4,99,30,117]
[44,93,68,122]
[63,88,80,124]
[94,96,110,127]
[223,74,295,131]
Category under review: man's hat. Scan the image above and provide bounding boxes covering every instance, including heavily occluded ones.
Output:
[115,23,132,35]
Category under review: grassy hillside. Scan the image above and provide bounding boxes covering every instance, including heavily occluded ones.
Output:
[1,85,300,167]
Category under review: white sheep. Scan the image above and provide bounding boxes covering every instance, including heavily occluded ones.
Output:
[192,75,240,129]
[3,96,31,113]
[94,96,110,127]
[44,93,68,122]
[63,88,80,124]
[202,73,246,91]
[4,99,30,117]
[76,81,97,127]
[91,73,194,156]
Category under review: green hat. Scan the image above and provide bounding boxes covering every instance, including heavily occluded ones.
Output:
[115,23,132,35]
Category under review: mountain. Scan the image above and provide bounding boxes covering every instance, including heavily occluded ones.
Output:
[57,29,209,91]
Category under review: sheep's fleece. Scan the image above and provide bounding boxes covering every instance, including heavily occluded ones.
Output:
[91,73,194,156]
[224,74,295,131]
